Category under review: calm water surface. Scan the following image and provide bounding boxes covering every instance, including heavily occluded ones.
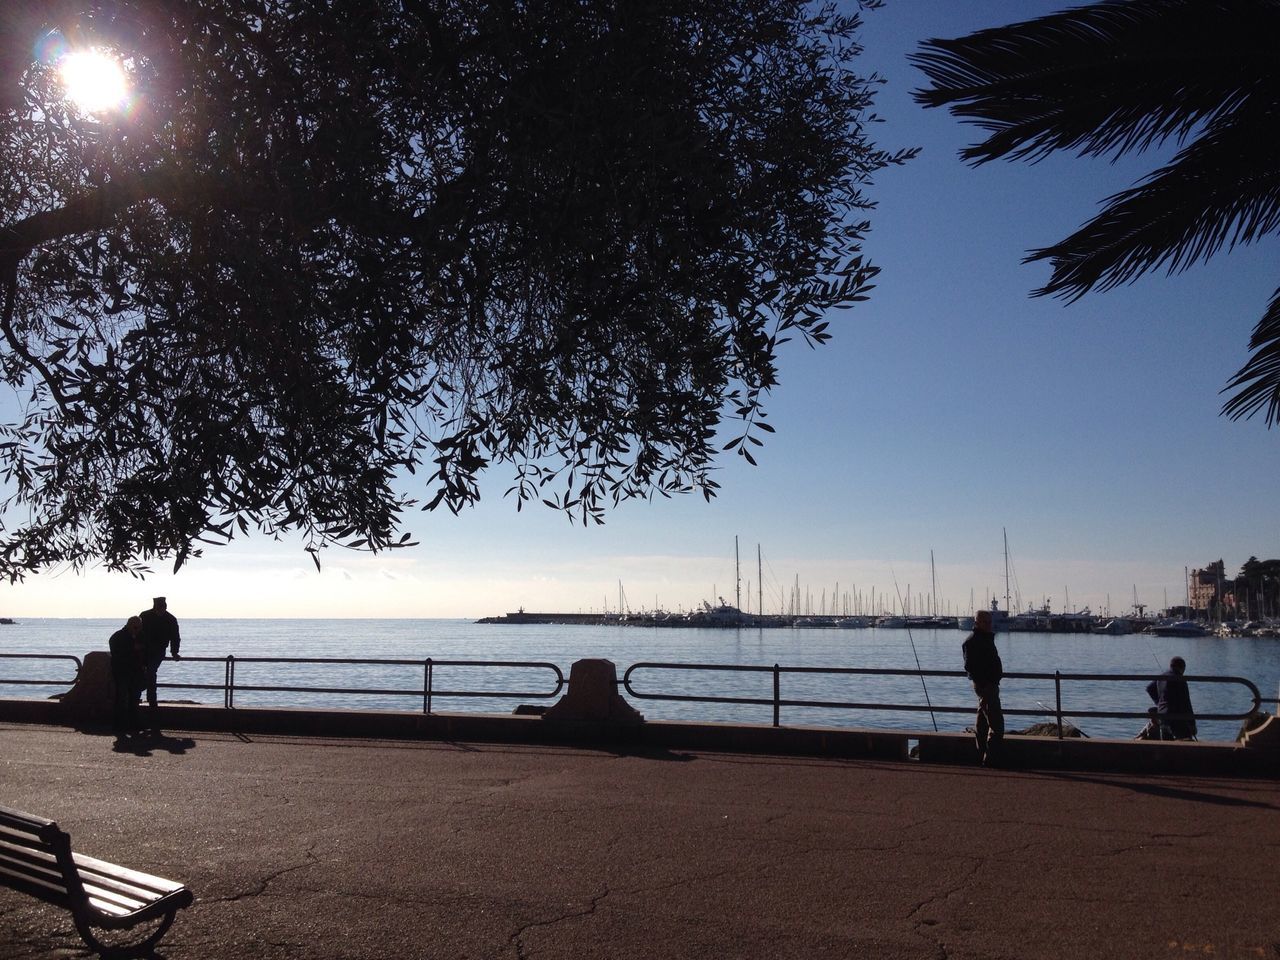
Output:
[2,618,1276,741]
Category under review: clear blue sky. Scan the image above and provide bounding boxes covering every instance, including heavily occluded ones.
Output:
[5,1,1279,620]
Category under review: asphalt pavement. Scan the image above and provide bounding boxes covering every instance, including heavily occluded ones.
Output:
[2,721,1277,959]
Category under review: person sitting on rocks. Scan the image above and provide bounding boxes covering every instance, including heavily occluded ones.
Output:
[1145,656,1197,741]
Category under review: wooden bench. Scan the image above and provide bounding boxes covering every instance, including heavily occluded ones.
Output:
[0,804,193,958]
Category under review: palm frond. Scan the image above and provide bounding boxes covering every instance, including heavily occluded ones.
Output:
[1026,99,1280,298]
[911,0,1280,165]
[1222,288,1280,425]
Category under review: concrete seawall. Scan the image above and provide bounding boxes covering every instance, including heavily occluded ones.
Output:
[3,652,1277,777]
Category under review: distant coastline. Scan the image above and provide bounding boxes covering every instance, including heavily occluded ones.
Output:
[477,608,1280,637]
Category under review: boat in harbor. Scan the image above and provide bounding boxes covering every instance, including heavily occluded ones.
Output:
[1093,618,1133,635]
[1148,619,1209,637]
[685,599,756,628]
[905,615,957,629]
[834,616,872,629]
[1240,620,1280,638]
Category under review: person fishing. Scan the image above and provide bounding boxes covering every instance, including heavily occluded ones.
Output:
[962,608,1004,766]
[1144,656,1197,741]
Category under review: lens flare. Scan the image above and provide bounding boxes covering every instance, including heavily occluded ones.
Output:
[34,30,69,66]
[59,50,128,114]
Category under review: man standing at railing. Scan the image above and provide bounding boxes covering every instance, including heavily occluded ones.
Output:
[138,597,181,725]
[962,609,1004,767]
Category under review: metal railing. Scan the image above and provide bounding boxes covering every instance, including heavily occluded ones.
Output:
[0,653,82,691]
[164,656,565,712]
[0,653,1268,738]
[620,662,1263,735]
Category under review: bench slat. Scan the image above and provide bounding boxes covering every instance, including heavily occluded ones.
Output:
[86,893,137,918]
[0,860,73,907]
[4,845,194,916]
[0,829,55,860]
[0,821,51,841]
[73,851,187,897]
[1,835,60,868]
[0,840,65,887]
[0,805,59,839]
[4,829,187,901]
[0,860,66,896]
[2,850,185,912]
[2,844,155,916]
[87,887,195,930]
[81,877,152,913]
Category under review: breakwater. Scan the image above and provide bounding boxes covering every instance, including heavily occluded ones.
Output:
[479,610,1089,632]
[477,610,914,628]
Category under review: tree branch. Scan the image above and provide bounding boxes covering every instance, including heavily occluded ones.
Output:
[0,255,73,414]
[0,163,189,266]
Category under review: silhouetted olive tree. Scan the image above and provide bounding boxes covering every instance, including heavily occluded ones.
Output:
[0,0,912,579]
[912,0,1280,426]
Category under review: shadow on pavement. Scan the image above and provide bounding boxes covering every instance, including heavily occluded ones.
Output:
[1039,769,1279,809]
[110,731,198,756]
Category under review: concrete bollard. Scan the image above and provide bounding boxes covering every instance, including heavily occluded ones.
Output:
[57,651,115,725]
[1240,713,1280,754]
[544,659,643,725]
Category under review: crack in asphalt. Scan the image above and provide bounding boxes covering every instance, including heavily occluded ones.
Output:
[623,866,737,899]
[1099,839,1175,857]
[1150,831,1214,840]
[510,885,611,959]
[905,855,985,960]
[198,847,320,904]
[500,862,746,957]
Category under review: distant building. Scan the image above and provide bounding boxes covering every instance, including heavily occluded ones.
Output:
[1189,560,1226,614]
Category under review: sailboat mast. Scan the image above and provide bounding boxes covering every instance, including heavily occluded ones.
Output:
[735,536,741,612]
[1003,528,1011,614]
[930,550,937,617]
[758,544,763,618]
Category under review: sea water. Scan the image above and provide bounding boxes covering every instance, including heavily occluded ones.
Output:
[2,618,1276,741]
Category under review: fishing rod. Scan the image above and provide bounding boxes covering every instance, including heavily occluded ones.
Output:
[892,568,937,732]
[1141,630,1166,671]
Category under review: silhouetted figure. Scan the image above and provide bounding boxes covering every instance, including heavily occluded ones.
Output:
[138,597,181,721]
[108,616,144,734]
[962,608,1004,766]
[1146,656,1196,740]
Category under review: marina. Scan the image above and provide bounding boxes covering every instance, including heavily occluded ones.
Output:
[478,605,1280,637]
[477,537,1280,639]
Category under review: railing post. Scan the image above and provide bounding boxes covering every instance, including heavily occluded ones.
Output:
[425,658,433,715]
[773,663,781,728]
[226,655,235,709]
[1055,670,1063,739]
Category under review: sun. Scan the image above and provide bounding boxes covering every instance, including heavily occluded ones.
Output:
[59,49,128,114]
